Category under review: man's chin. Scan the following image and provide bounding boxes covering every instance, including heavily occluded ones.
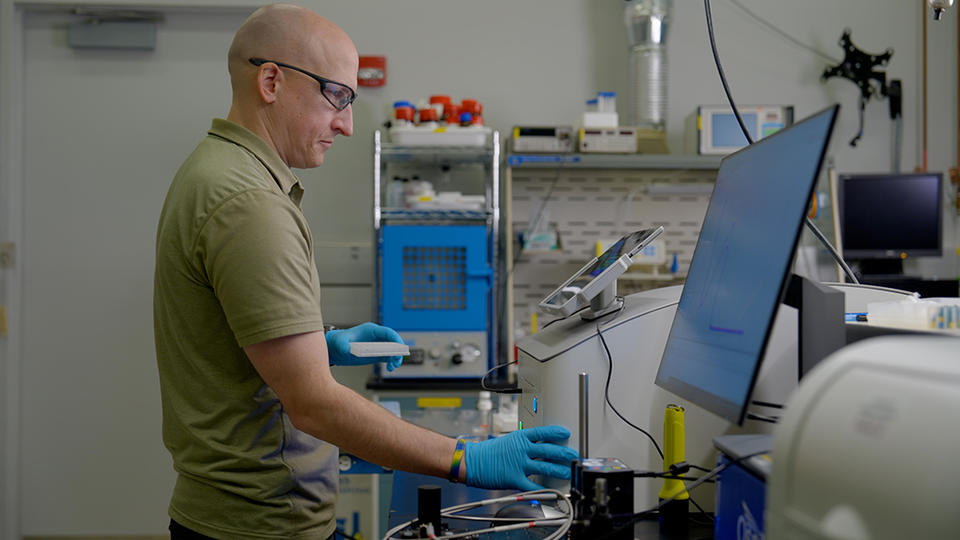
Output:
[293,153,325,169]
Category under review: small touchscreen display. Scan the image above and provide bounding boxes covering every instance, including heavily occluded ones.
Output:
[541,229,658,307]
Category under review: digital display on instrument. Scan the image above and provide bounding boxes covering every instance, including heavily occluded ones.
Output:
[539,227,663,316]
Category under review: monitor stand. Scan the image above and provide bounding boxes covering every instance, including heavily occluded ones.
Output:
[580,281,623,321]
[783,274,846,378]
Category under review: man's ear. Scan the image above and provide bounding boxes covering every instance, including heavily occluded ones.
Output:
[255,63,281,104]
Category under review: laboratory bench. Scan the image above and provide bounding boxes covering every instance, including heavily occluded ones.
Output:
[387,471,715,540]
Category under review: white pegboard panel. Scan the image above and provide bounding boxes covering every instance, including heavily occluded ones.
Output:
[508,167,717,336]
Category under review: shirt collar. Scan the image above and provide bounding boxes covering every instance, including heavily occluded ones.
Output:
[208,118,304,205]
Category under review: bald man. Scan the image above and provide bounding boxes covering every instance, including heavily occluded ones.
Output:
[154,4,576,539]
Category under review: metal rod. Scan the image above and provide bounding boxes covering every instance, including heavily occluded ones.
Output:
[923,0,929,171]
[579,372,589,459]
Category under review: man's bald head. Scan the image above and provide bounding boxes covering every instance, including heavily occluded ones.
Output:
[227,3,357,101]
[224,4,357,168]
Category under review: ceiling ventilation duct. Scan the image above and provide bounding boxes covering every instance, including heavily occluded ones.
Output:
[624,0,672,131]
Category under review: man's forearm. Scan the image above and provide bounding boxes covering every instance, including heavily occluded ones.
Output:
[245,330,466,482]
[298,381,459,479]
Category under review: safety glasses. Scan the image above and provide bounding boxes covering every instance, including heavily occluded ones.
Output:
[249,58,357,111]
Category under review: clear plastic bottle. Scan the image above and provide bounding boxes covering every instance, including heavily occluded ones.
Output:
[388,176,405,208]
[472,391,493,439]
[597,91,617,113]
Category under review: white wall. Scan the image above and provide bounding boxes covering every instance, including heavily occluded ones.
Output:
[0,0,957,537]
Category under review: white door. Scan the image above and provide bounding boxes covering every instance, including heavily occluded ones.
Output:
[19,7,250,535]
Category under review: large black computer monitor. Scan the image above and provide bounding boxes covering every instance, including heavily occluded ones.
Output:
[654,105,839,425]
[838,172,943,276]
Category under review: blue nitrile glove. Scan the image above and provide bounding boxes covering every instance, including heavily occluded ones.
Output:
[464,425,579,491]
[325,322,405,371]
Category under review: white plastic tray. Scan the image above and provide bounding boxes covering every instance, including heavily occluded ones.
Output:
[389,126,490,146]
[349,342,410,357]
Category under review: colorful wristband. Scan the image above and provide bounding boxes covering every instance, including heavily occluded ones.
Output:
[449,438,466,482]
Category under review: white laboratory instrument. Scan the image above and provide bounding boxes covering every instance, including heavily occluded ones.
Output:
[519,106,916,512]
[686,105,794,155]
[517,281,915,511]
[767,335,960,540]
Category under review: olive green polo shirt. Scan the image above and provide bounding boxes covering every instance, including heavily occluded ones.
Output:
[154,118,335,539]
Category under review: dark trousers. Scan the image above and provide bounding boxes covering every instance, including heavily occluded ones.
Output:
[170,519,337,540]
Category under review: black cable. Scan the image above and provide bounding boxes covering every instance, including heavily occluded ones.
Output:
[704,0,860,286]
[689,497,715,524]
[704,0,754,146]
[634,471,716,484]
[595,450,768,540]
[746,412,780,424]
[540,316,566,330]
[480,359,519,393]
[750,399,784,409]
[335,529,361,540]
[596,322,664,460]
[540,304,591,330]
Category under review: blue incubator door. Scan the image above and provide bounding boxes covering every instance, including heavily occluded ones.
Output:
[381,225,492,331]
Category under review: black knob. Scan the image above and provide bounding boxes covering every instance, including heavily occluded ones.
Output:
[451,353,463,365]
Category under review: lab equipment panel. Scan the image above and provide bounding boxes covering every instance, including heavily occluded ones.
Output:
[387,330,488,378]
[687,104,794,155]
[380,225,491,331]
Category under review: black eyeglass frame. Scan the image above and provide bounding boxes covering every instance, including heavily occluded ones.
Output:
[249,58,357,111]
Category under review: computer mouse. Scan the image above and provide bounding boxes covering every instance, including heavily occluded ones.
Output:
[494,501,544,520]
[493,500,565,520]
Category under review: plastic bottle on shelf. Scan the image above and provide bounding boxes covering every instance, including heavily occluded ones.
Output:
[388,176,405,208]
[392,101,415,126]
[393,105,415,127]
[492,394,519,435]
[443,103,461,126]
[472,391,493,439]
[405,175,434,208]
[429,95,452,121]
[597,91,617,113]
[461,99,483,126]
[418,107,439,130]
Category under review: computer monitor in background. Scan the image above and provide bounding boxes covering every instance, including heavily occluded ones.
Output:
[654,105,839,425]
[838,173,943,277]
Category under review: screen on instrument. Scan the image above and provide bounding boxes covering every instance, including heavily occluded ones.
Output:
[655,105,839,425]
[539,227,663,317]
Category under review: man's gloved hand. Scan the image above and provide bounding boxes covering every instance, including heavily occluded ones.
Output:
[464,425,579,491]
[325,322,405,371]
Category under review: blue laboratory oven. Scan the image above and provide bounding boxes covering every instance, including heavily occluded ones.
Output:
[378,224,494,378]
